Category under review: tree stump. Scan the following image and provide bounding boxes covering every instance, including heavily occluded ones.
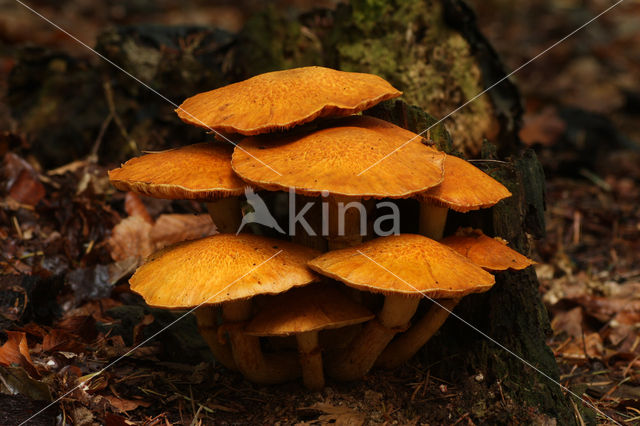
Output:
[6,1,587,423]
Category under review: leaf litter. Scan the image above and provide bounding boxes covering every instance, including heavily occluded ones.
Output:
[1,0,639,423]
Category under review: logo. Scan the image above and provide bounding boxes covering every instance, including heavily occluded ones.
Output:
[236,187,285,234]
[236,188,400,238]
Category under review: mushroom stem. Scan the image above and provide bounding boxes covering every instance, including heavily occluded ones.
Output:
[328,195,364,250]
[418,203,448,240]
[292,195,327,251]
[296,331,324,390]
[206,197,242,234]
[375,298,460,370]
[222,300,300,384]
[327,295,419,381]
[194,306,237,371]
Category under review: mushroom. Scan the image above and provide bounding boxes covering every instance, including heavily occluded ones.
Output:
[245,283,374,390]
[441,228,536,271]
[307,234,495,380]
[176,66,402,136]
[109,143,249,369]
[375,228,535,370]
[129,233,320,384]
[108,142,247,234]
[232,115,445,250]
[416,155,512,240]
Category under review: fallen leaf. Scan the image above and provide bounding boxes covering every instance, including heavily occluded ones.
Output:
[42,329,84,353]
[0,365,51,401]
[573,296,640,322]
[300,403,365,426]
[107,213,217,264]
[104,412,136,426]
[64,299,121,323]
[104,395,151,412]
[550,306,585,338]
[519,106,566,147]
[47,159,89,176]
[8,169,46,206]
[149,213,217,250]
[124,192,153,224]
[107,257,139,284]
[57,315,98,342]
[556,332,604,361]
[84,373,109,394]
[0,331,39,378]
[107,215,153,262]
[606,311,640,347]
[3,152,45,206]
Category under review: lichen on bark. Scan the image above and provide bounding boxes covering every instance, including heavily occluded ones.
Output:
[328,0,495,155]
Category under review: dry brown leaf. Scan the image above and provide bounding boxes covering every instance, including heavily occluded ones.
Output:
[573,296,640,322]
[0,331,39,378]
[124,192,153,225]
[57,315,98,342]
[149,214,217,250]
[3,152,46,206]
[519,107,566,147]
[104,412,137,426]
[42,329,84,353]
[557,332,604,361]
[107,215,153,261]
[65,299,121,323]
[16,323,48,339]
[108,214,216,263]
[301,403,365,426]
[550,306,586,338]
[606,311,640,347]
[8,170,45,206]
[104,395,151,413]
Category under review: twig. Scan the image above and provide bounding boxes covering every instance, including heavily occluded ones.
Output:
[189,404,203,426]
[571,398,587,426]
[496,379,506,405]
[579,169,612,192]
[467,159,509,164]
[89,113,113,162]
[452,412,470,425]
[103,79,138,153]
[12,216,22,240]
[622,355,640,377]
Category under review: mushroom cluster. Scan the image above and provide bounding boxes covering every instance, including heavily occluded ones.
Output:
[109,66,534,390]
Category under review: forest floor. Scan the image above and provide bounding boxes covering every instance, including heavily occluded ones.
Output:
[1,0,639,425]
[474,2,640,423]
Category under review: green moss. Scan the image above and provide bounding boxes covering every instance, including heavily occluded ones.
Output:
[230,0,493,155]
[329,0,493,154]
[364,99,455,153]
[234,6,322,76]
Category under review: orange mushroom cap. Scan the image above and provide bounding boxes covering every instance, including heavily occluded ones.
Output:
[176,66,402,135]
[245,283,374,336]
[108,143,246,200]
[441,228,536,271]
[308,234,495,298]
[417,155,511,212]
[232,115,445,198]
[129,234,319,309]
